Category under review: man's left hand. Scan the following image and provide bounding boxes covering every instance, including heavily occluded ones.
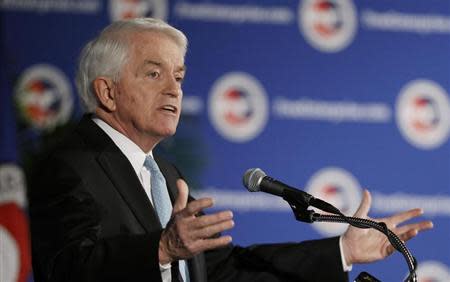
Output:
[341,189,433,265]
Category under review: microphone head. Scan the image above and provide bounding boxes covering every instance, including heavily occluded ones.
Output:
[243,168,267,192]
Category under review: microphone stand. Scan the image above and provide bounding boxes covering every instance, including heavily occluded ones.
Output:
[282,189,417,282]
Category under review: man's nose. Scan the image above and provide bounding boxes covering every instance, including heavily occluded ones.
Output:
[163,76,182,98]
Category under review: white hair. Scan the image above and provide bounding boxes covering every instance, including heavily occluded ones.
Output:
[76,18,188,113]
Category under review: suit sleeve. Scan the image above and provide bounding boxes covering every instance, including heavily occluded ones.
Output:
[204,238,348,282]
[159,159,348,282]
[29,157,163,282]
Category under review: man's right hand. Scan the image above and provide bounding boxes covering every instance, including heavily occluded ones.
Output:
[158,179,234,264]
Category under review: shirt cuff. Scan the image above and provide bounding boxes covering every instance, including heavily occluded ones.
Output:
[159,262,171,282]
[339,236,353,272]
[159,262,171,271]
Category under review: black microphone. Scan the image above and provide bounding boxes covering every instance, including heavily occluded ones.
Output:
[243,168,340,214]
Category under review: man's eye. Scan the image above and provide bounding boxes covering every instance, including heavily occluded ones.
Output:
[148,71,160,79]
[176,76,184,83]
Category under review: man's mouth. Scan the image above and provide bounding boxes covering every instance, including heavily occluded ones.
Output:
[160,105,178,114]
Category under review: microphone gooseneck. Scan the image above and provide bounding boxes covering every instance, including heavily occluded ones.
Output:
[242,167,418,282]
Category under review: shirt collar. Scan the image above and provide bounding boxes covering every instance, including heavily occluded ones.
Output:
[92,117,152,175]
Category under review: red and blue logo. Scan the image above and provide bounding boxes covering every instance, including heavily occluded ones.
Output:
[321,184,351,214]
[396,79,450,150]
[109,0,168,22]
[15,64,73,130]
[299,0,357,53]
[306,167,362,236]
[312,1,344,36]
[222,88,255,125]
[209,72,268,143]
[411,97,440,132]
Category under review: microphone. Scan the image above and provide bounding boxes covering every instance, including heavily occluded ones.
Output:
[243,168,340,214]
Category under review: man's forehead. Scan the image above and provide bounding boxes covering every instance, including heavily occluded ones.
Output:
[126,32,185,69]
[128,30,181,49]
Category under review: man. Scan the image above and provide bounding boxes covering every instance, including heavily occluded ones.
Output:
[29,18,433,282]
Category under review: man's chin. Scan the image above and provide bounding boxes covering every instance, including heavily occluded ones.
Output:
[158,127,177,139]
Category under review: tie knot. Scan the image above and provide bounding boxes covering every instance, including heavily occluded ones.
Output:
[144,156,159,173]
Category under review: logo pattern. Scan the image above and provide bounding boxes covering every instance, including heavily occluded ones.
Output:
[14,64,73,131]
[298,0,357,52]
[396,79,450,149]
[109,0,168,22]
[306,167,362,236]
[208,72,269,142]
[415,261,450,282]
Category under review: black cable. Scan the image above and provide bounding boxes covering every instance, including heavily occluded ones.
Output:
[312,213,417,282]
[281,189,417,281]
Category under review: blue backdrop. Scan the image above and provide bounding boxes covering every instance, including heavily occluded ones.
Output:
[1,0,449,281]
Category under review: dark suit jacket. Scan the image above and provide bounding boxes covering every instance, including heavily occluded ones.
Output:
[29,115,348,282]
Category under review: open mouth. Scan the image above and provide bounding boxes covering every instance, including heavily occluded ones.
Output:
[160,105,178,114]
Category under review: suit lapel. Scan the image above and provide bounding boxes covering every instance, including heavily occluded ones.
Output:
[97,148,161,233]
[77,115,161,233]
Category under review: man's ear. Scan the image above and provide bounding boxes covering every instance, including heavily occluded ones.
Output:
[93,77,117,111]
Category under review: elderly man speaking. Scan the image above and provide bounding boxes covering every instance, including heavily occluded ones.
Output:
[29,18,432,282]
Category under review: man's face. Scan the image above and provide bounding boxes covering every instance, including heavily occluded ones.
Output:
[111,31,185,149]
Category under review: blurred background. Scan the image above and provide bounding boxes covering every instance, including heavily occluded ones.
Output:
[1,0,449,281]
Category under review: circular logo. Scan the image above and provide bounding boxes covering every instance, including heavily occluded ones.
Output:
[109,0,168,22]
[15,64,73,131]
[298,0,357,53]
[208,72,269,143]
[396,79,450,150]
[0,225,20,282]
[415,261,450,282]
[306,167,362,236]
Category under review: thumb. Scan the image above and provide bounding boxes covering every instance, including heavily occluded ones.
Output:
[353,189,371,218]
[173,179,189,213]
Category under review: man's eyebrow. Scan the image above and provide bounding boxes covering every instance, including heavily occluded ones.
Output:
[141,60,186,72]
[143,59,161,66]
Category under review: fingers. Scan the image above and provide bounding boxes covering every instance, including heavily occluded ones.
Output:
[183,210,234,238]
[384,208,425,226]
[399,229,419,242]
[191,216,235,238]
[194,211,234,227]
[173,180,221,215]
[173,179,189,213]
[380,229,417,258]
[184,198,214,216]
[353,189,372,218]
[393,221,433,241]
[381,220,433,260]
[189,235,232,253]
[161,180,235,264]
[395,220,433,233]
[160,209,234,262]
[381,209,433,229]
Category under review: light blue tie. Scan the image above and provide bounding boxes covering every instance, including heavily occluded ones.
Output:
[144,156,190,282]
